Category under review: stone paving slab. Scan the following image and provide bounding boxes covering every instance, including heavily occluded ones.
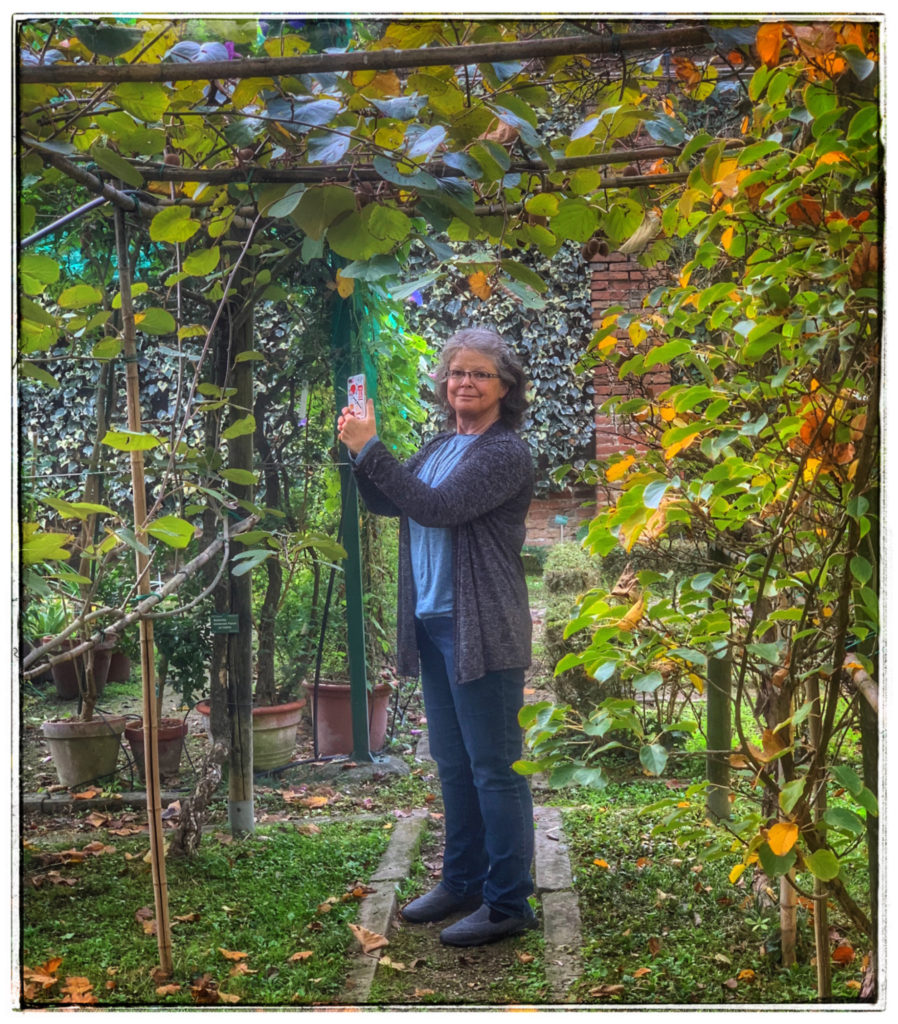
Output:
[340,802,584,1005]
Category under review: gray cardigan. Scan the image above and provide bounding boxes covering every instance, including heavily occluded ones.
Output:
[351,421,533,684]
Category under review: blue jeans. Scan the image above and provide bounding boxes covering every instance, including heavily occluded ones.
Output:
[415,616,534,917]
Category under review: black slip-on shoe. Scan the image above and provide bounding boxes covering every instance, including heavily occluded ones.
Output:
[400,883,483,924]
[438,903,537,947]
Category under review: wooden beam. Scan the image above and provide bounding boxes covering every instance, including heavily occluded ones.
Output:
[19,26,715,85]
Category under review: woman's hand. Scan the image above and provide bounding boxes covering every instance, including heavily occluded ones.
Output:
[338,399,377,455]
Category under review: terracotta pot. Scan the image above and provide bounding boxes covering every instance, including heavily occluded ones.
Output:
[302,680,393,757]
[106,650,132,683]
[124,717,188,779]
[47,639,112,701]
[41,715,127,788]
[195,699,307,771]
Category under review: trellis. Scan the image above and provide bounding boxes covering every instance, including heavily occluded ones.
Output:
[18,17,747,980]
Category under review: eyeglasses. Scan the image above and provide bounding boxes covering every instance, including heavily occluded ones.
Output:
[445,370,501,382]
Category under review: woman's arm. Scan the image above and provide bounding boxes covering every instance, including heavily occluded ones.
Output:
[355,434,531,528]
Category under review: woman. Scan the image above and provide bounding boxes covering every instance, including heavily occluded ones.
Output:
[337,327,535,947]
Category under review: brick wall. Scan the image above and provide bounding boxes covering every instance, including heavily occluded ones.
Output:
[525,250,673,547]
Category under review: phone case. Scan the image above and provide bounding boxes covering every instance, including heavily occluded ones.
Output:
[347,373,367,418]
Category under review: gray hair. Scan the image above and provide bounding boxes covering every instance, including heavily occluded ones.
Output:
[433,327,529,429]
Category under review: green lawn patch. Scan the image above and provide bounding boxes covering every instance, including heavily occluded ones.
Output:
[21,820,392,1007]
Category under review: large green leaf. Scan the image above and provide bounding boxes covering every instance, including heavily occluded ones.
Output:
[150,206,201,244]
[222,414,256,440]
[89,144,145,188]
[57,284,103,309]
[145,515,196,549]
[639,743,668,776]
[21,525,73,565]
[101,429,161,451]
[291,185,356,240]
[114,82,170,123]
[182,246,221,276]
[73,22,146,57]
[804,848,840,882]
[135,307,176,335]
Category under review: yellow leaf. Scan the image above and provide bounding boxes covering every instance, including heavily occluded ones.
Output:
[593,858,609,869]
[688,672,704,694]
[663,434,699,461]
[335,270,354,298]
[721,226,735,253]
[218,949,249,961]
[729,862,747,884]
[767,821,799,856]
[616,597,645,632]
[468,271,492,301]
[606,456,636,482]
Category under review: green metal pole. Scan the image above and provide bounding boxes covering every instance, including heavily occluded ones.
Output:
[330,294,372,761]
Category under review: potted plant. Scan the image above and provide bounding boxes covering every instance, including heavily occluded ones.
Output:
[303,671,394,757]
[123,608,204,781]
[36,603,126,787]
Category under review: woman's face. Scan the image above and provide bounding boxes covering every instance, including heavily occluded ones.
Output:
[446,348,508,425]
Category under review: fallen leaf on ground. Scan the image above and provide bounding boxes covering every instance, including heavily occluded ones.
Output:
[229,962,257,976]
[61,976,97,1004]
[633,967,652,978]
[156,984,181,996]
[174,912,200,923]
[219,992,241,1003]
[85,811,109,829]
[288,951,314,962]
[348,923,389,954]
[588,984,626,998]
[218,948,249,961]
[379,956,407,971]
[190,974,220,1004]
[413,988,436,997]
[72,787,102,800]
[648,937,662,956]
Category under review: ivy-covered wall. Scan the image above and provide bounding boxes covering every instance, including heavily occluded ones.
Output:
[405,239,596,497]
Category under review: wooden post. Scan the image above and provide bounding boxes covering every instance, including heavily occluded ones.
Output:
[113,205,173,976]
[330,291,372,761]
[226,301,255,833]
[705,547,732,821]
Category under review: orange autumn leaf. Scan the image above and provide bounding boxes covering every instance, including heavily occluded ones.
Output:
[757,23,784,67]
[593,858,610,869]
[786,197,823,226]
[61,976,97,1004]
[768,821,799,856]
[832,943,856,964]
[468,271,492,301]
[738,968,757,982]
[156,983,182,996]
[348,922,389,954]
[219,992,242,1004]
[633,966,652,978]
[288,950,315,962]
[218,948,249,961]
[816,151,850,167]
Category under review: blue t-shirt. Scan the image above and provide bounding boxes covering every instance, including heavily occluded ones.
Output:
[409,434,477,617]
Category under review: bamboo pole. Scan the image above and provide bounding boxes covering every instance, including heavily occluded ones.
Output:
[113,203,173,977]
[20,26,715,85]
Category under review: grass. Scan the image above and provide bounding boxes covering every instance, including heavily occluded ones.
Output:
[556,779,872,1006]
[21,820,392,1007]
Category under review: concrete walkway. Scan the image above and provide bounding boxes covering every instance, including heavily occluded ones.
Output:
[339,801,582,1004]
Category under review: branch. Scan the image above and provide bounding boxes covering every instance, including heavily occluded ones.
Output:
[20,27,715,85]
[21,514,260,675]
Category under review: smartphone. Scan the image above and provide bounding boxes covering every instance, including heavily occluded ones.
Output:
[347,373,367,418]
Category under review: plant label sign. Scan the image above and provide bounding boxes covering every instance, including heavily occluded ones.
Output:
[211,613,240,634]
[347,374,367,418]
